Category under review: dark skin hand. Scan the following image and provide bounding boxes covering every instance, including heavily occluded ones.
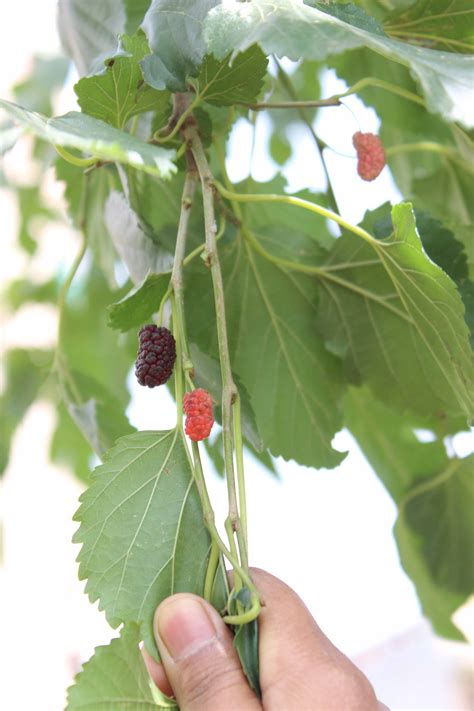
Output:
[144,568,390,711]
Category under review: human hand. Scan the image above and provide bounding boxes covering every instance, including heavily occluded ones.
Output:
[144,568,389,710]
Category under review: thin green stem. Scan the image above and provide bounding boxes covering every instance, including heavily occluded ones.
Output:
[385,141,472,174]
[203,541,220,602]
[214,140,244,222]
[275,59,339,212]
[129,115,139,136]
[214,182,377,246]
[158,286,171,326]
[171,294,185,425]
[240,97,341,110]
[233,395,248,567]
[186,127,242,551]
[55,145,97,168]
[385,30,473,52]
[337,77,425,107]
[190,441,260,621]
[154,97,199,144]
[183,214,226,268]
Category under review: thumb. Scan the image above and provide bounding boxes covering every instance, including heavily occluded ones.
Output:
[154,593,261,711]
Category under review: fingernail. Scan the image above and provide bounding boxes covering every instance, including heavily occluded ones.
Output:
[155,596,217,661]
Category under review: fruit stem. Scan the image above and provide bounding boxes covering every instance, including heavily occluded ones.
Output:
[242,97,341,110]
[189,441,261,622]
[214,181,378,246]
[275,59,340,213]
[186,124,249,575]
[336,76,425,107]
[55,144,98,167]
[203,540,220,602]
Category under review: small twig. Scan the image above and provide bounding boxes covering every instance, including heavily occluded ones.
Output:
[185,123,248,572]
[240,97,341,110]
[274,59,340,212]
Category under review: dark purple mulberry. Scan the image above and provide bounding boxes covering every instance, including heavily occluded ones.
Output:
[135,325,176,388]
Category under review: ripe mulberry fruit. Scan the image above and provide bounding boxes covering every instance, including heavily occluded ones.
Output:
[135,325,176,388]
[183,388,214,441]
[352,131,386,182]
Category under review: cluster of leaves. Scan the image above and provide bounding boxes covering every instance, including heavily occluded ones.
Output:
[1,0,473,708]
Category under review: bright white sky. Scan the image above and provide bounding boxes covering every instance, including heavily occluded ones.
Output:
[0,2,473,710]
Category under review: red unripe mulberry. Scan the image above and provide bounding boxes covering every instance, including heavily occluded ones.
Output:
[135,325,176,387]
[183,388,214,441]
[353,131,386,182]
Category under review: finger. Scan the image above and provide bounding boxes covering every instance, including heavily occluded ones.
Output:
[251,568,381,710]
[154,593,261,711]
[141,648,174,698]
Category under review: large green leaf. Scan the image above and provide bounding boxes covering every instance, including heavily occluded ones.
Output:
[51,403,94,484]
[66,622,176,710]
[0,100,176,178]
[74,430,215,659]
[402,455,474,596]
[60,369,136,458]
[141,0,220,91]
[186,235,346,469]
[384,0,474,53]
[316,203,474,421]
[75,33,169,129]
[345,386,470,639]
[107,271,171,332]
[203,0,474,126]
[12,55,70,116]
[58,0,125,75]
[367,205,473,341]
[345,386,448,501]
[59,267,135,400]
[0,349,52,476]
[190,344,264,453]
[56,160,119,288]
[104,191,174,283]
[16,185,56,255]
[125,0,153,34]
[195,45,268,106]
[395,514,466,640]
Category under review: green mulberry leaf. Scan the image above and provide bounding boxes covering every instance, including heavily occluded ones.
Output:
[195,45,268,106]
[187,235,346,469]
[66,622,177,710]
[107,271,171,332]
[203,0,474,127]
[0,99,176,178]
[74,430,216,659]
[317,203,474,421]
[141,0,220,91]
[75,33,169,129]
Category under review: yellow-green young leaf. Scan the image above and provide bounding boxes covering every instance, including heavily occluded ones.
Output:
[316,203,474,421]
[74,430,215,659]
[66,623,177,710]
[203,0,474,127]
[196,45,268,106]
[0,99,176,178]
[75,34,169,129]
